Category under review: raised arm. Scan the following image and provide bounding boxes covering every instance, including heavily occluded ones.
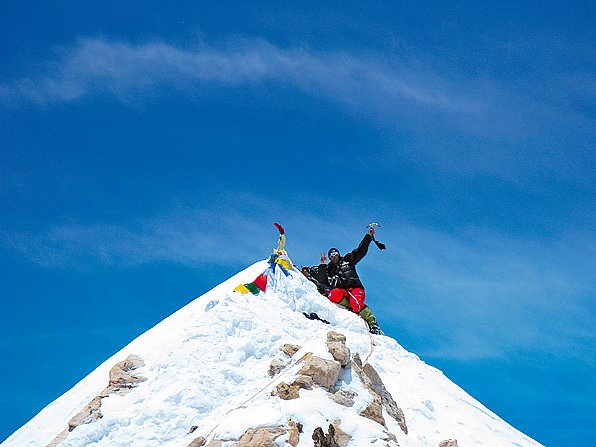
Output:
[347,228,375,264]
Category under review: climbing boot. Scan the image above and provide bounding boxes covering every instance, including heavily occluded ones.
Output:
[359,306,384,335]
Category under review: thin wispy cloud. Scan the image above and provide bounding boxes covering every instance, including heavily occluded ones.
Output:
[3,196,593,363]
[372,225,595,361]
[0,37,482,115]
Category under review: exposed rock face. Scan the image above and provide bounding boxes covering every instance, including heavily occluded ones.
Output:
[293,374,314,390]
[202,421,300,447]
[102,354,146,396]
[268,358,288,376]
[383,431,399,444]
[46,354,146,447]
[274,374,314,400]
[297,353,341,389]
[326,331,346,343]
[287,419,302,447]
[312,421,352,447]
[362,363,408,435]
[326,331,351,367]
[328,389,356,407]
[439,439,458,447]
[68,396,103,431]
[330,420,352,447]
[280,343,301,357]
[45,429,69,447]
[312,426,338,447]
[275,382,299,400]
[352,353,408,434]
[274,375,313,400]
[187,437,206,447]
[238,426,286,447]
[359,392,386,427]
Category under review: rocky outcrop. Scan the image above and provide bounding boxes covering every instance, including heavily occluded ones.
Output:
[101,354,146,396]
[287,419,302,447]
[362,362,407,434]
[67,396,103,430]
[297,352,341,389]
[187,437,207,447]
[268,358,288,376]
[280,343,301,357]
[439,439,458,447]
[196,420,301,447]
[46,354,146,447]
[274,375,313,400]
[328,388,356,407]
[359,392,386,427]
[330,420,352,447]
[326,331,351,367]
[312,420,352,447]
[238,426,286,447]
[45,429,69,447]
[274,349,341,400]
[352,353,408,434]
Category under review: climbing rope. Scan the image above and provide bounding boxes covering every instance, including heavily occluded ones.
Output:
[346,290,376,366]
[195,347,304,443]
[361,316,376,366]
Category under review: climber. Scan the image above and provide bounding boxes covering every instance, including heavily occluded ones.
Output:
[311,227,383,335]
[302,265,331,295]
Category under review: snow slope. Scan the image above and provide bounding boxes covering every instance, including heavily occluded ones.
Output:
[2,259,544,447]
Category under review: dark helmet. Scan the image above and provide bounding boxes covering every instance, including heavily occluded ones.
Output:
[328,248,340,258]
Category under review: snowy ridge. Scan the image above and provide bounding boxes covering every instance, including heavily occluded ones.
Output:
[2,260,544,447]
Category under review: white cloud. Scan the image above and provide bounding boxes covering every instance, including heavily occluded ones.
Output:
[368,224,595,361]
[0,37,482,115]
[3,197,593,363]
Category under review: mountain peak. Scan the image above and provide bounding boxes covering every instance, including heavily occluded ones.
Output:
[2,257,544,447]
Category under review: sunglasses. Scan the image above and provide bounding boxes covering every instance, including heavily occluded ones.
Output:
[329,251,339,257]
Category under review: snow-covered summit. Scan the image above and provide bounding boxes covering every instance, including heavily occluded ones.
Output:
[2,257,544,447]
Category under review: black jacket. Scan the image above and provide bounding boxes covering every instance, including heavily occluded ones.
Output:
[303,265,331,295]
[317,233,373,290]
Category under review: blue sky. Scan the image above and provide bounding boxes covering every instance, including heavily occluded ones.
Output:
[0,1,594,445]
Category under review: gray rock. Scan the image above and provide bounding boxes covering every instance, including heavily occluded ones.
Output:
[274,376,312,400]
[438,440,458,447]
[326,331,346,343]
[238,426,287,447]
[362,363,408,435]
[331,420,352,447]
[102,354,146,396]
[312,421,351,447]
[351,358,408,435]
[268,358,288,376]
[326,342,351,368]
[359,392,386,427]
[326,332,351,367]
[46,429,69,447]
[274,382,300,400]
[68,396,103,431]
[297,353,341,390]
[328,389,356,407]
[280,343,301,357]
[187,437,206,447]
[287,419,302,447]
[46,354,146,447]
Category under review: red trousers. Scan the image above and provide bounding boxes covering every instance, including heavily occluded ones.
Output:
[328,288,366,313]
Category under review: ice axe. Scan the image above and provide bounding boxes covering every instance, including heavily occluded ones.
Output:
[366,223,386,251]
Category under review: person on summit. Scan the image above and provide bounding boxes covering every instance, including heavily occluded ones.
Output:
[311,226,383,335]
